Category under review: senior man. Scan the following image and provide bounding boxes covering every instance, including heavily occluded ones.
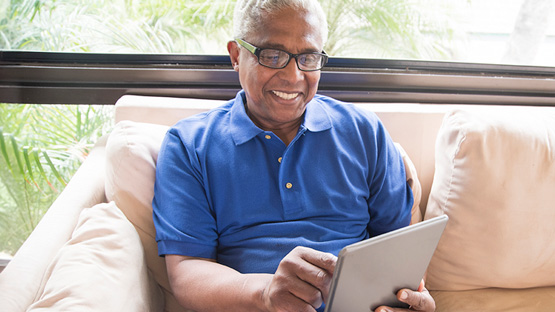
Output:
[153,0,436,311]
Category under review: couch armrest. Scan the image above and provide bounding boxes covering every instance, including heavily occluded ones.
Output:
[0,136,108,311]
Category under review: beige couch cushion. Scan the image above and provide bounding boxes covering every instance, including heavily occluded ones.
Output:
[105,121,189,312]
[425,107,555,291]
[27,202,163,311]
[431,286,555,312]
[395,142,422,224]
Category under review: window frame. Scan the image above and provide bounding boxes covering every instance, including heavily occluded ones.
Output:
[1,51,555,106]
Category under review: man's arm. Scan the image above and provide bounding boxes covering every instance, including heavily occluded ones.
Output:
[166,255,270,311]
[166,247,337,312]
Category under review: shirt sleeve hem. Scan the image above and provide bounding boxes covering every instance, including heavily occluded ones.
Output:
[157,239,217,259]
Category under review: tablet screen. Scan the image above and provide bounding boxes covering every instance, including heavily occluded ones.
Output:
[325,215,448,312]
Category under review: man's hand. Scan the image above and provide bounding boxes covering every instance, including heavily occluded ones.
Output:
[262,246,337,312]
[375,280,436,312]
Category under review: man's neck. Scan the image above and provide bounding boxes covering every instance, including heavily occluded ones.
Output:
[245,105,303,146]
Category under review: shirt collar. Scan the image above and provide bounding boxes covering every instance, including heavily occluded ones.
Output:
[230,91,263,145]
[304,95,333,133]
[230,91,332,146]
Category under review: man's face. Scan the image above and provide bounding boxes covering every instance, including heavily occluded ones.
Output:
[229,7,324,131]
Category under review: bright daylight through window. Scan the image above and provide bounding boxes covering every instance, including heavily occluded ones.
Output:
[1,0,554,66]
[0,0,554,257]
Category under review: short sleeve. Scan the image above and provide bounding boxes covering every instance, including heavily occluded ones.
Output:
[152,127,218,259]
[366,119,413,237]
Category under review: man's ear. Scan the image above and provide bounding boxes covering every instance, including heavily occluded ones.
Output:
[227,40,240,72]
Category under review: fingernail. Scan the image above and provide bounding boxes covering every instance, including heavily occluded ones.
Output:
[400,291,408,300]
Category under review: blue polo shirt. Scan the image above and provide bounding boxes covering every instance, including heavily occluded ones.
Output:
[153,90,412,275]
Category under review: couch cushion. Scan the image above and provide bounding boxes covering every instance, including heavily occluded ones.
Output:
[425,107,555,291]
[394,142,422,224]
[105,120,189,312]
[431,286,555,312]
[27,202,163,311]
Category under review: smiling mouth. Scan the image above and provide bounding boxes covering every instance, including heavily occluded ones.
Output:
[272,90,299,100]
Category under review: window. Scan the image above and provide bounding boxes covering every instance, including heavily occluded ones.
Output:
[1,0,554,256]
[2,0,554,66]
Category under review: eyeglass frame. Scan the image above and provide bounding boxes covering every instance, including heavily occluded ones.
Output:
[235,38,328,72]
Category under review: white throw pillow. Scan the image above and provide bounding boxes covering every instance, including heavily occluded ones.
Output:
[425,107,555,291]
[27,202,163,311]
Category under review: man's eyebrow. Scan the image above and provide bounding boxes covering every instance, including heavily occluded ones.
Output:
[258,41,287,50]
[260,42,320,53]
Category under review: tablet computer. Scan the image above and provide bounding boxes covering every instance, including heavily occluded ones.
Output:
[324,215,448,312]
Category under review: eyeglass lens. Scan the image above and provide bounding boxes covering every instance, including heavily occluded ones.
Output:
[258,49,324,70]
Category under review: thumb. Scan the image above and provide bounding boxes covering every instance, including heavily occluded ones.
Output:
[398,288,434,311]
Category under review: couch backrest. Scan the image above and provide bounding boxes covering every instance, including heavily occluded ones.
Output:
[114,95,450,210]
[114,95,555,297]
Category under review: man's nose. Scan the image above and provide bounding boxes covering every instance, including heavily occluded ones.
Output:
[279,57,304,82]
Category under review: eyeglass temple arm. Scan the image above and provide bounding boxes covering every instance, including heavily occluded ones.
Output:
[235,38,258,55]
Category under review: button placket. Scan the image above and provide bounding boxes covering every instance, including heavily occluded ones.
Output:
[278,141,305,216]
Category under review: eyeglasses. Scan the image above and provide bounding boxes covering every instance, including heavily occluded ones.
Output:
[235,38,328,72]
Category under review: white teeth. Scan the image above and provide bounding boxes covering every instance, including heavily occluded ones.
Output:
[273,91,299,100]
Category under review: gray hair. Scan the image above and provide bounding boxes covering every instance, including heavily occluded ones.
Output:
[233,0,329,45]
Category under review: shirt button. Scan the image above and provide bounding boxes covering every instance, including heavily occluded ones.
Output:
[286,182,293,189]
[278,157,283,163]
[265,135,271,140]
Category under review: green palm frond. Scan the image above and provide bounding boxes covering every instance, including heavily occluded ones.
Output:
[0,0,45,50]
[8,134,25,178]
[1,130,61,193]
[0,104,113,255]
[42,150,67,186]
[321,0,460,59]
[0,129,13,176]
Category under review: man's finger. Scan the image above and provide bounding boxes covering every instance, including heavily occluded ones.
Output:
[397,288,435,311]
[292,247,337,301]
[281,273,325,309]
[297,260,333,300]
[417,279,425,292]
[296,246,337,273]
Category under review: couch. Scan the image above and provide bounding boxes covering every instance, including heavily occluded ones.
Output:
[1,94,555,311]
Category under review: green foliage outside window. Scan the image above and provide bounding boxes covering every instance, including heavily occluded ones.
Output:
[0,0,461,58]
[0,104,113,255]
